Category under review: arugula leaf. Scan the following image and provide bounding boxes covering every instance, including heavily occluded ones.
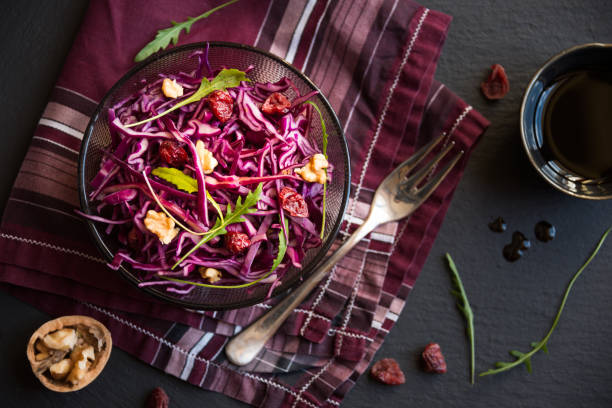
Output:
[162,217,288,289]
[446,254,476,384]
[270,217,289,272]
[206,191,224,224]
[151,167,198,193]
[151,167,224,222]
[479,226,612,377]
[171,182,263,269]
[304,101,328,238]
[126,68,249,128]
[133,0,240,62]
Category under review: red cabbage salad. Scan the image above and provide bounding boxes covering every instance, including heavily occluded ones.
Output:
[83,50,331,295]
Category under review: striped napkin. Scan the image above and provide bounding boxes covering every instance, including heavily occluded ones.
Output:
[0,0,488,406]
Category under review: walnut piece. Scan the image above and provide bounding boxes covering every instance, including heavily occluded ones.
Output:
[195,140,218,174]
[27,315,113,393]
[43,328,77,351]
[35,340,49,353]
[49,359,72,380]
[144,210,179,245]
[199,267,222,283]
[294,153,328,184]
[35,352,50,361]
[66,354,88,385]
[161,78,184,99]
[71,345,95,362]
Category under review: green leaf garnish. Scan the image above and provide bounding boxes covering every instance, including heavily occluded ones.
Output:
[151,167,198,193]
[161,216,288,289]
[479,226,612,377]
[126,68,249,128]
[133,0,240,62]
[171,182,263,269]
[304,101,328,239]
[206,191,224,224]
[446,253,475,384]
[151,167,224,222]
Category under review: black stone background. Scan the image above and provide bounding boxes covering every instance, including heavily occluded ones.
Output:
[1,1,612,406]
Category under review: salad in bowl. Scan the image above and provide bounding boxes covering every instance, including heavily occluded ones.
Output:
[78,42,349,309]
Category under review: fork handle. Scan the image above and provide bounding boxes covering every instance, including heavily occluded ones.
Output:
[225,218,378,366]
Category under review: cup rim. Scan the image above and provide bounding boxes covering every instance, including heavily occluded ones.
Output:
[520,42,612,200]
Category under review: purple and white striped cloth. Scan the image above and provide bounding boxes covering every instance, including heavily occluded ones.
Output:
[0,1,488,406]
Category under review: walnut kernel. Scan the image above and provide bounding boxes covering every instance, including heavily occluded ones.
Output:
[71,345,95,363]
[66,355,88,385]
[43,328,77,351]
[199,267,222,283]
[294,153,328,184]
[144,210,179,245]
[195,140,218,174]
[49,359,72,380]
[161,78,184,99]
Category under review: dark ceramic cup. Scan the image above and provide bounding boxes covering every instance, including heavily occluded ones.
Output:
[520,43,612,199]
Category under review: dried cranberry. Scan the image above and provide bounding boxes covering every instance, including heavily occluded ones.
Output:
[127,226,143,251]
[422,343,447,373]
[145,387,169,408]
[209,90,234,122]
[481,64,510,100]
[279,187,309,218]
[370,358,405,385]
[278,186,296,202]
[159,140,188,167]
[261,92,291,115]
[226,231,251,254]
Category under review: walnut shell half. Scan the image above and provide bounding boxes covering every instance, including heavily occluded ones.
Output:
[26,315,112,392]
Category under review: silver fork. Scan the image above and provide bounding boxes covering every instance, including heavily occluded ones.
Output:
[225,133,463,366]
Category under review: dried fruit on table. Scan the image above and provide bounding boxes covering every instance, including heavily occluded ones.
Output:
[146,387,170,408]
[481,64,509,100]
[422,342,447,373]
[261,92,291,115]
[209,89,234,122]
[26,315,112,392]
[370,358,406,385]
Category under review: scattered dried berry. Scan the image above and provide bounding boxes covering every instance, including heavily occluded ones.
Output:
[209,90,234,122]
[488,216,507,233]
[422,343,447,374]
[146,387,169,408]
[535,220,556,242]
[370,358,405,385]
[481,64,510,100]
[226,231,251,254]
[279,187,309,218]
[261,92,291,115]
[159,141,188,168]
[503,231,531,262]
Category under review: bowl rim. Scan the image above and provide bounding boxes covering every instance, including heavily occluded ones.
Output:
[519,42,612,200]
[78,41,351,310]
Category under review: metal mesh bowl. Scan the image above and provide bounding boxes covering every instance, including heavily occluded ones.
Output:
[78,42,350,310]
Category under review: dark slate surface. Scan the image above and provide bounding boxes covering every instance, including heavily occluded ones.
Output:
[2,1,612,406]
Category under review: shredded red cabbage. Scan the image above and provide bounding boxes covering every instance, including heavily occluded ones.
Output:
[84,50,330,294]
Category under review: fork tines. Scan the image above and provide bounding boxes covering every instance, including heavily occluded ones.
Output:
[398,134,464,200]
